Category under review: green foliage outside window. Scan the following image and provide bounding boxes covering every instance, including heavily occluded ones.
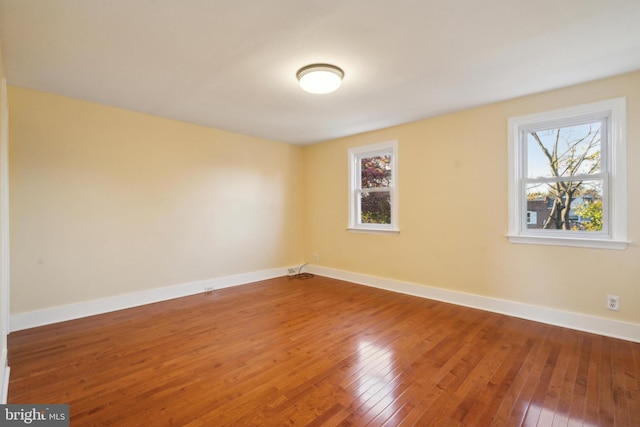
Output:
[360,155,391,224]
[575,199,603,231]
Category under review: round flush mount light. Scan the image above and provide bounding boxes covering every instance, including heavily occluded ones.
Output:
[296,63,344,94]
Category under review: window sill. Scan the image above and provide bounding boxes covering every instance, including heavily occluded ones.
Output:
[507,234,629,250]
[347,227,400,235]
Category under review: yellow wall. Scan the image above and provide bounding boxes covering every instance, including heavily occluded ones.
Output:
[303,71,640,324]
[8,71,640,326]
[9,87,304,313]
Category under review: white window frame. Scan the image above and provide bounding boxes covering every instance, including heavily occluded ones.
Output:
[348,141,399,234]
[507,98,628,250]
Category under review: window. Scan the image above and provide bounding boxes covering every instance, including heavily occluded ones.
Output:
[508,98,627,249]
[526,211,537,225]
[348,141,399,233]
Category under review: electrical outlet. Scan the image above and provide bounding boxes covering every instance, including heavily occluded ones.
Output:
[607,295,619,311]
[287,268,298,275]
[313,253,319,262]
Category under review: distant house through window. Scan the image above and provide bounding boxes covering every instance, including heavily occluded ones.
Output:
[348,141,399,233]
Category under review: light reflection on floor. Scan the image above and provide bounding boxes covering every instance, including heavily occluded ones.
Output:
[357,340,398,414]
[524,402,598,426]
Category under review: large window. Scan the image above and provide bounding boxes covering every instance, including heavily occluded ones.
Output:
[348,141,399,233]
[508,98,627,249]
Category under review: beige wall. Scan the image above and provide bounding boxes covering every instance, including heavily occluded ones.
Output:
[9,87,304,314]
[7,71,640,327]
[303,71,640,324]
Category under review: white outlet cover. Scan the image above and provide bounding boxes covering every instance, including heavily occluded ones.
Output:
[607,295,620,311]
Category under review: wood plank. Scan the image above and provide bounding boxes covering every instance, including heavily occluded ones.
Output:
[8,275,640,426]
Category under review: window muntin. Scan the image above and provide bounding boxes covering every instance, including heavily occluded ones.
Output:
[508,98,627,249]
[348,141,398,233]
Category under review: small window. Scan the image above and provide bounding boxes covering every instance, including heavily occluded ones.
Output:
[526,211,537,225]
[508,98,628,249]
[348,141,399,233]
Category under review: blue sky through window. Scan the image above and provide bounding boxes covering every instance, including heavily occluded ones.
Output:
[526,122,601,179]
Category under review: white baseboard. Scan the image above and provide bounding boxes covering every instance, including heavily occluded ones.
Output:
[308,265,640,343]
[10,267,292,332]
[10,264,639,343]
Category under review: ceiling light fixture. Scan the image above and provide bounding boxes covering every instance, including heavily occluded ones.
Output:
[296,64,344,94]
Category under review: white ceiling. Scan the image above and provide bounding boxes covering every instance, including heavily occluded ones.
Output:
[1,0,639,145]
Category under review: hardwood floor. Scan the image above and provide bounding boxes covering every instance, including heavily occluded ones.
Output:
[8,276,640,426]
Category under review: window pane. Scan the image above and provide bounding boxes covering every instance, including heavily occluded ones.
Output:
[360,155,391,188]
[525,180,603,231]
[360,191,391,224]
[526,121,601,179]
